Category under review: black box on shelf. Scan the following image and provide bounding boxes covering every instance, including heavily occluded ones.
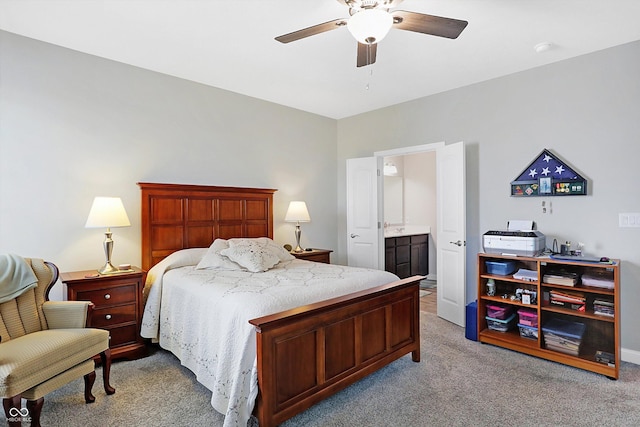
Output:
[595,350,615,366]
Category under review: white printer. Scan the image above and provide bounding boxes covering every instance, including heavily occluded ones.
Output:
[483,220,546,257]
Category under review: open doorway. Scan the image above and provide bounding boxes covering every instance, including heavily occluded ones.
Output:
[347,141,466,325]
[376,142,467,326]
[382,152,437,283]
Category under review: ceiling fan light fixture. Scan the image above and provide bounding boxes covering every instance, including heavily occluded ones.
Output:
[347,9,393,44]
[383,162,398,176]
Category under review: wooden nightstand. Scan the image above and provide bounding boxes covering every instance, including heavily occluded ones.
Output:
[291,249,332,264]
[61,267,147,360]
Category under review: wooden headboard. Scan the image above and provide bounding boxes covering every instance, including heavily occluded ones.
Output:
[138,183,276,271]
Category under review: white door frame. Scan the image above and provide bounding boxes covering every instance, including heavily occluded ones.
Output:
[374,141,467,326]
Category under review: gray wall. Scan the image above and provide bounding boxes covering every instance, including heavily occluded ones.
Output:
[2,29,639,361]
[0,31,337,299]
[336,40,640,362]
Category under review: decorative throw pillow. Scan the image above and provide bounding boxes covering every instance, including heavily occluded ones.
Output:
[221,240,282,272]
[195,239,245,271]
[227,237,295,262]
[265,238,296,262]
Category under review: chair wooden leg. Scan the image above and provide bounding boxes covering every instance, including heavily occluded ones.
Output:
[3,395,23,427]
[26,397,43,427]
[99,348,116,395]
[84,370,96,403]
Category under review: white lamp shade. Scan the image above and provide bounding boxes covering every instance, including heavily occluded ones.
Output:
[85,197,131,228]
[347,9,393,44]
[285,201,311,223]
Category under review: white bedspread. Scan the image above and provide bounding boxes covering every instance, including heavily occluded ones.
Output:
[140,249,399,427]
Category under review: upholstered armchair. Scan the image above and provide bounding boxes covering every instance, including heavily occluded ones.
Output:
[0,256,115,427]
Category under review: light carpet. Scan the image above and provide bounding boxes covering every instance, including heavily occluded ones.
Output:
[5,312,640,426]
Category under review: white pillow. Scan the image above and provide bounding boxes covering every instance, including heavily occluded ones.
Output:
[195,239,244,271]
[221,240,281,273]
[227,237,295,262]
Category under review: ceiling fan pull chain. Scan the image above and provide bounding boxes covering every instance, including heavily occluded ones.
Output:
[365,48,375,90]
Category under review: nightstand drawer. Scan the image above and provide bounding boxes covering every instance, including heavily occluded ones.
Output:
[108,324,139,347]
[76,284,137,308]
[299,253,329,263]
[91,303,137,327]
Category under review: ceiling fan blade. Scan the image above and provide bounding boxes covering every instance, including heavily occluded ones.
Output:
[391,10,468,39]
[275,18,347,43]
[357,42,377,67]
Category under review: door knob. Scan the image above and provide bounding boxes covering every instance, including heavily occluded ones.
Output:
[350,233,360,238]
[449,240,465,247]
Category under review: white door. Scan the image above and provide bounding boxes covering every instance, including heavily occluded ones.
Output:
[436,141,466,326]
[346,157,381,269]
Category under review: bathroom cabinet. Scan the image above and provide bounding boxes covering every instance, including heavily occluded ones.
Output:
[385,233,429,279]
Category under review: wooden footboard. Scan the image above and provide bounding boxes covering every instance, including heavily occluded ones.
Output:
[249,275,422,427]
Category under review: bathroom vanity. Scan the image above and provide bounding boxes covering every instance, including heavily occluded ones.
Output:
[384,226,430,279]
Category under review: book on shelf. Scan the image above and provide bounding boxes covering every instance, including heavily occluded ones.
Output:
[593,309,614,317]
[549,289,585,303]
[550,299,586,311]
[594,298,615,317]
[546,343,581,356]
[543,271,579,286]
[513,269,538,282]
[595,350,615,366]
[549,289,585,311]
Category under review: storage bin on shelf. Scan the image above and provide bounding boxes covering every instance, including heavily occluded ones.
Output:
[517,323,538,340]
[485,260,517,276]
[542,318,586,356]
[486,303,513,320]
[517,308,538,327]
[486,313,516,332]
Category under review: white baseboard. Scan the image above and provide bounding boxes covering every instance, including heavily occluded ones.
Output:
[426,274,437,282]
[621,347,640,365]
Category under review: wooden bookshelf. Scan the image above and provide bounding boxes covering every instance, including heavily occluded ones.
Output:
[477,253,620,379]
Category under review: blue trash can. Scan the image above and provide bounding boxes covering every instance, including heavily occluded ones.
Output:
[465,300,478,341]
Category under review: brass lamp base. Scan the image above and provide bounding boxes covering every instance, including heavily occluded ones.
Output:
[98,262,119,275]
[293,223,304,253]
[98,229,119,275]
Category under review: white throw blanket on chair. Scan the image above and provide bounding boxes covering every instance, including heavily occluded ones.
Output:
[0,254,38,303]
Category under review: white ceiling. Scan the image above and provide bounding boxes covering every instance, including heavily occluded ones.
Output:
[2,0,640,119]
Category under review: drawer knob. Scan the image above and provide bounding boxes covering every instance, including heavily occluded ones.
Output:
[104,294,111,300]
[105,314,112,320]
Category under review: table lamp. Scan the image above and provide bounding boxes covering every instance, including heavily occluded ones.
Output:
[285,201,311,253]
[85,196,131,274]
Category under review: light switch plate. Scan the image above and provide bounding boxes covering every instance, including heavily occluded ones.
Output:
[619,213,640,227]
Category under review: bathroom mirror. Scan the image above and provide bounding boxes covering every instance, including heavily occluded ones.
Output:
[384,176,403,225]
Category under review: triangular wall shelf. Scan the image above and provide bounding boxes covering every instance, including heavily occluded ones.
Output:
[511,149,587,197]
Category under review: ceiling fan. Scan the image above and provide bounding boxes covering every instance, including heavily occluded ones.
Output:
[275,0,468,67]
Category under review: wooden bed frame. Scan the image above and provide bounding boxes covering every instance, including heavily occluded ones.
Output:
[138,182,421,427]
